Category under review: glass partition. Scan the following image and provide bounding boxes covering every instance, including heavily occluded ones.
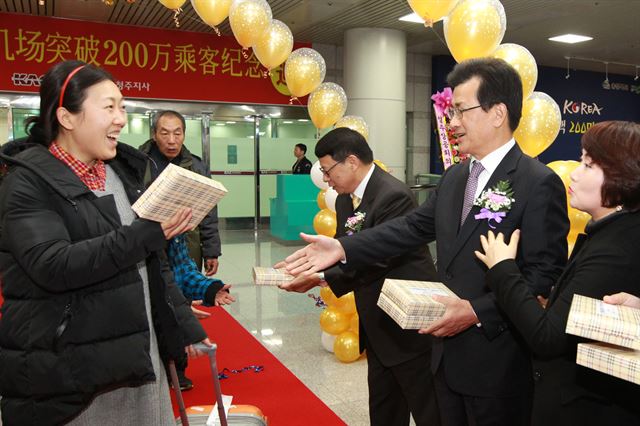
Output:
[209,116,324,219]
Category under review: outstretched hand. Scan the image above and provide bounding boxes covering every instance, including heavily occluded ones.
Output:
[475,230,520,269]
[279,270,326,293]
[283,233,345,275]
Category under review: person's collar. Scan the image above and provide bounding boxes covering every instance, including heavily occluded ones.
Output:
[585,208,628,234]
[470,138,515,175]
[352,163,375,200]
[49,141,106,191]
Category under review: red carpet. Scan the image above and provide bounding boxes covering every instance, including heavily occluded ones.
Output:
[171,306,346,425]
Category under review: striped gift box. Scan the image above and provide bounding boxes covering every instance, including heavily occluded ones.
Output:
[577,342,640,385]
[252,267,294,286]
[132,163,227,229]
[377,279,458,329]
[566,294,640,350]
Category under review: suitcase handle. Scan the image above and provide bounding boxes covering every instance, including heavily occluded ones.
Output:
[193,342,217,353]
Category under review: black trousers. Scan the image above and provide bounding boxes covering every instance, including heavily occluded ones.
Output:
[367,342,441,426]
[433,361,531,426]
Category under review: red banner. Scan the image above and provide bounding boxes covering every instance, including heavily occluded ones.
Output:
[0,13,308,105]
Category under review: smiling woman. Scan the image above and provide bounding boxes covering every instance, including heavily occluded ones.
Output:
[0,61,208,426]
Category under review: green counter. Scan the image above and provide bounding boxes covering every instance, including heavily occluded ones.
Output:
[270,174,319,240]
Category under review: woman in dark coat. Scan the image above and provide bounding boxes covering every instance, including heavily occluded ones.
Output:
[475,121,640,426]
[0,60,209,425]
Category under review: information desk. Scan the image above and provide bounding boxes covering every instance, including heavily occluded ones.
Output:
[270,174,318,240]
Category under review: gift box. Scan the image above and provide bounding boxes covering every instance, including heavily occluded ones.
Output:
[252,267,294,286]
[376,279,458,329]
[566,294,640,350]
[576,342,640,385]
[132,163,227,229]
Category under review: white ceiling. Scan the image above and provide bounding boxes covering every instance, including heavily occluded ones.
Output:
[2,0,640,76]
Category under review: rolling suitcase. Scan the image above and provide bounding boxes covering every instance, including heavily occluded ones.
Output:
[178,405,267,426]
[170,343,267,426]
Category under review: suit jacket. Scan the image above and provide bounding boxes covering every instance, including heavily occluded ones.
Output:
[486,211,640,425]
[325,165,437,367]
[292,157,312,174]
[340,144,570,397]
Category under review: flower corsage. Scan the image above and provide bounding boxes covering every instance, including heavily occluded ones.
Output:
[345,212,366,235]
[474,180,514,228]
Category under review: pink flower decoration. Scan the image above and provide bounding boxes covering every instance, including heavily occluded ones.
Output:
[487,193,508,204]
[431,87,453,116]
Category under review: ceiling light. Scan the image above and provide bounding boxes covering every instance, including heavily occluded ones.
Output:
[282,120,293,124]
[548,34,593,44]
[215,123,226,126]
[297,119,309,122]
[225,121,236,124]
[398,13,424,24]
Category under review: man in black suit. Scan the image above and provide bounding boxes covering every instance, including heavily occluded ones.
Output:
[283,58,570,426]
[280,128,440,426]
[292,143,312,174]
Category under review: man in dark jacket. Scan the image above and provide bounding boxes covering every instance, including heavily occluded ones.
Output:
[139,110,222,275]
[292,143,312,174]
[281,128,440,426]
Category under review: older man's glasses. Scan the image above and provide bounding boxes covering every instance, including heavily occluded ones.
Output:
[446,105,482,120]
[320,160,344,177]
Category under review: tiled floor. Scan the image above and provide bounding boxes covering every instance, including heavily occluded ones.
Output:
[214,228,372,425]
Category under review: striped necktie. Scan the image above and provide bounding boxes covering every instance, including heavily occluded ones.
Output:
[460,161,484,225]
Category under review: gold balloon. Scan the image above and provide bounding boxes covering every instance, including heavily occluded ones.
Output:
[285,48,326,98]
[317,190,328,210]
[408,0,459,26]
[313,208,337,237]
[333,331,361,363]
[158,0,186,9]
[252,19,293,70]
[568,204,591,233]
[335,115,369,141]
[229,0,272,49]
[191,0,232,27]
[373,159,388,172]
[515,91,561,157]
[443,0,506,62]
[547,160,579,191]
[492,43,538,100]
[320,286,338,307]
[319,307,350,335]
[349,313,359,333]
[546,160,592,253]
[334,291,356,315]
[308,83,347,129]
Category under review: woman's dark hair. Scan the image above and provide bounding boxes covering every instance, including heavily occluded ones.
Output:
[582,121,640,211]
[315,127,373,163]
[25,60,115,146]
[447,57,523,131]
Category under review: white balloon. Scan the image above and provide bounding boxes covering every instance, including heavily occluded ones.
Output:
[310,161,329,190]
[324,187,338,212]
[321,331,336,353]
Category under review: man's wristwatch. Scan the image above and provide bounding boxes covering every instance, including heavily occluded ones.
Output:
[317,272,326,282]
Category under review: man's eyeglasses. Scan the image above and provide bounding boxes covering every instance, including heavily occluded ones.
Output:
[320,160,344,177]
[446,105,483,120]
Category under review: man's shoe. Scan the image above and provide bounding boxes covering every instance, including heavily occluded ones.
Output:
[175,370,194,391]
